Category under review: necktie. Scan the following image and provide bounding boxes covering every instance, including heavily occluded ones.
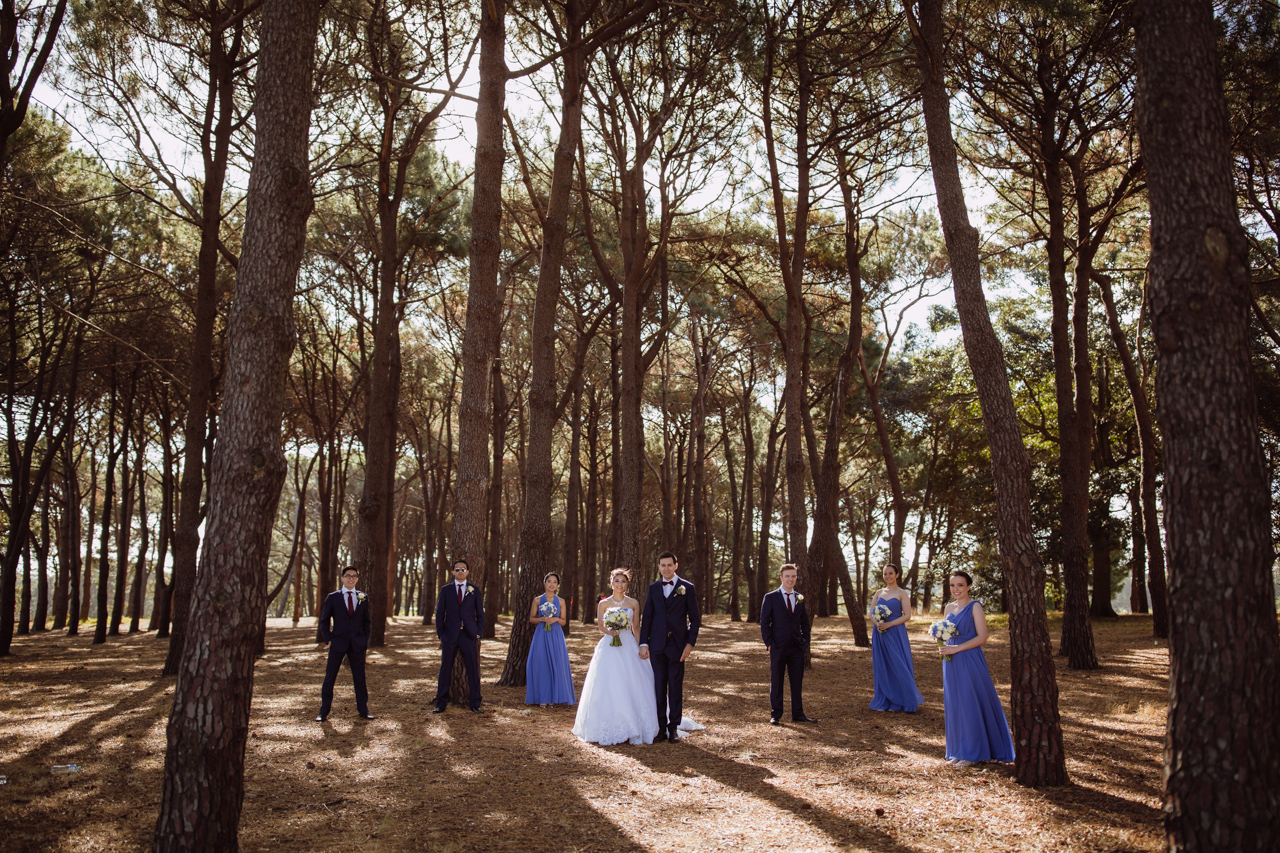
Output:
[347,592,354,614]
[457,584,463,604]
[663,581,674,586]
[786,593,793,614]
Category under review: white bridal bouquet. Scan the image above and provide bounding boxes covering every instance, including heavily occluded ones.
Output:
[603,607,631,647]
[872,603,892,624]
[929,618,958,661]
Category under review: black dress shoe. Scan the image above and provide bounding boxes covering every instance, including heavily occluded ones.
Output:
[653,731,669,743]
[470,706,483,714]
[667,730,680,742]
[432,704,447,714]
[315,714,327,722]
[793,714,819,723]
[358,712,375,720]
[770,716,780,725]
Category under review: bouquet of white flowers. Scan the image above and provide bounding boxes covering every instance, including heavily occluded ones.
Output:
[929,618,958,661]
[872,603,892,624]
[538,599,556,631]
[603,607,630,647]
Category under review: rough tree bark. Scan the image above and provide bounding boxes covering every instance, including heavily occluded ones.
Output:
[163,1,250,678]
[152,0,320,848]
[908,0,1066,788]
[1133,1,1280,848]
[498,0,587,686]
[451,0,506,570]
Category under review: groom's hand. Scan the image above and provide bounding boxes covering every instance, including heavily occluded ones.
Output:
[679,643,693,663]
[639,646,649,660]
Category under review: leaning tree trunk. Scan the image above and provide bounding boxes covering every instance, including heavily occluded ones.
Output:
[909,0,1067,788]
[153,1,320,848]
[1133,1,1280,849]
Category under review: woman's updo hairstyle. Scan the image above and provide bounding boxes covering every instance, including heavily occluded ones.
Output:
[543,572,561,584]
[610,567,631,584]
[950,570,974,586]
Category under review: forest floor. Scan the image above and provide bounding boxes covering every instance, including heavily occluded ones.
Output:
[0,613,1167,853]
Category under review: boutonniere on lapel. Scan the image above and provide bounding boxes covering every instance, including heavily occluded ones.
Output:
[675,584,686,596]
[465,584,475,597]
[795,594,804,603]
[356,592,368,604]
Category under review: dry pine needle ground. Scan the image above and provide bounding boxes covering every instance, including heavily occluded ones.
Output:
[0,615,1166,852]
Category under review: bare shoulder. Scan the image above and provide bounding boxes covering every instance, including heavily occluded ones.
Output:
[626,595,640,610]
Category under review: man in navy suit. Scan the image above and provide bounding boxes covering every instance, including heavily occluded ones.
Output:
[316,566,373,722]
[760,563,816,725]
[433,559,485,713]
[639,552,701,742]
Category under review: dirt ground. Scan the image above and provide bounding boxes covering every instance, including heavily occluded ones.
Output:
[0,613,1167,852]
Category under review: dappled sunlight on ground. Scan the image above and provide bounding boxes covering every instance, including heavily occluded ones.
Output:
[0,614,1166,852]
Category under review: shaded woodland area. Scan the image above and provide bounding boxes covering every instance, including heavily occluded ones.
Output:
[2,0,1279,851]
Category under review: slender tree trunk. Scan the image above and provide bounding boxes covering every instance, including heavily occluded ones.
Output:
[77,451,97,627]
[54,432,76,631]
[93,382,120,645]
[1128,484,1149,614]
[909,0,1067,787]
[153,1,319,846]
[582,390,601,622]
[163,2,247,678]
[1133,2,1280,847]
[129,449,149,633]
[110,383,136,637]
[1097,272,1169,636]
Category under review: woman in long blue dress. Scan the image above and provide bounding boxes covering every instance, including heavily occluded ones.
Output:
[525,572,576,705]
[868,564,924,712]
[939,571,1015,767]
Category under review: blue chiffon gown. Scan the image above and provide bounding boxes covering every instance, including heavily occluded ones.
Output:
[869,597,924,712]
[942,600,1015,763]
[525,594,576,705]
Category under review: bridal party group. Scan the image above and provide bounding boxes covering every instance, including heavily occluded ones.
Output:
[315,553,1016,769]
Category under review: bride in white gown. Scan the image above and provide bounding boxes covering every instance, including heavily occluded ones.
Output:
[572,569,704,745]
[572,569,659,745]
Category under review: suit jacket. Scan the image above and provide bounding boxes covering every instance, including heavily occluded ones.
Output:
[319,588,372,650]
[639,577,701,654]
[760,588,810,650]
[435,581,485,643]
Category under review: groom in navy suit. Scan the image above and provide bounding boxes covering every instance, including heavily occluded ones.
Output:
[760,563,816,724]
[433,559,485,713]
[316,566,373,722]
[639,552,701,742]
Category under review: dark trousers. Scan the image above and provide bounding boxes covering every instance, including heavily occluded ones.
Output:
[319,641,368,717]
[435,635,482,709]
[769,643,805,720]
[650,644,685,735]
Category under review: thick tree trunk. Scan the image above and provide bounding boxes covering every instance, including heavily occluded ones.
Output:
[910,0,1067,788]
[451,0,506,570]
[500,4,586,684]
[153,1,319,848]
[1133,2,1280,848]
